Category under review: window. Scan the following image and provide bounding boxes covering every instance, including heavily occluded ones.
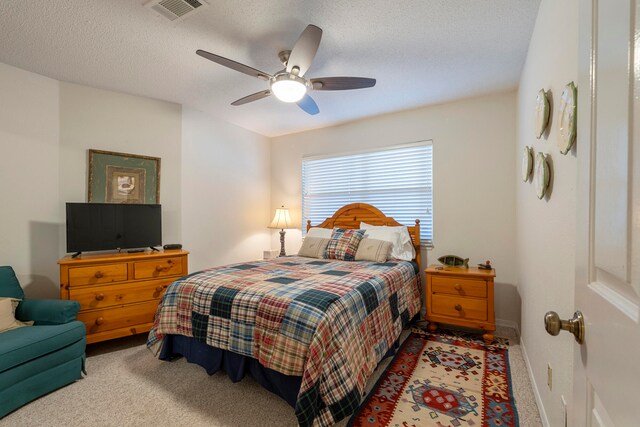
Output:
[302,142,433,246]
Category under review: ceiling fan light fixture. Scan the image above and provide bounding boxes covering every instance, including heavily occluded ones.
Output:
[270,74,307,103]
[197,24,376,115]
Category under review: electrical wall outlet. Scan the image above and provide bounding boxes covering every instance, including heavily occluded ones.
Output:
[561,395,567,427]
[547,363,552,390]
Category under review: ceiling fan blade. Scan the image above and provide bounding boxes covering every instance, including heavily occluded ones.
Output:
[297,94,320,115]
[196,50,272,81]
[286,25,323,77]
[231,90,272,106]
[311,77,376,91]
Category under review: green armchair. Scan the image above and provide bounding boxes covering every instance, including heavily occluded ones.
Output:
[0,266,86,418]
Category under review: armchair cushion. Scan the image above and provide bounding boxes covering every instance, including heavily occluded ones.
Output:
[0,266,24,299]
[15,299,81,325]
[0,321,86,374]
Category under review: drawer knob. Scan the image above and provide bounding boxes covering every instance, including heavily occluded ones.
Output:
[454,304,462,311]
[94,271,104,278]
[155,265,170,272]
[454,284,462,291]
[155,286,163,292]
[95,317,104,326]
[95,293,105,301]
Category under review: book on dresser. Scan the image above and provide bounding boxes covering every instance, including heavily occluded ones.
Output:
[58,250,188,344]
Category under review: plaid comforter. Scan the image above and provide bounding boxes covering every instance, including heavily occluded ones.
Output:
[147,256,421,426]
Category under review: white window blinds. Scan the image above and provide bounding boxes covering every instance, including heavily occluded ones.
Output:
[302,142,433,245]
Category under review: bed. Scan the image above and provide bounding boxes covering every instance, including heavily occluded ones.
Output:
[147,203,422,426]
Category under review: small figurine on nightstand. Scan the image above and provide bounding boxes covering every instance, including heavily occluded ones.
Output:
[478,260,492,270]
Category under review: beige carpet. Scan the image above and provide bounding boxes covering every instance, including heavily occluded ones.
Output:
[1,327,542,427]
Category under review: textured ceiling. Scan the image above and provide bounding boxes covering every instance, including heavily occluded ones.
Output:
[0,0,540,137]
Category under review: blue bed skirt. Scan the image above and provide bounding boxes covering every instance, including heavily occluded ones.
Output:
[159,334,303,407]
[158,334,402,408]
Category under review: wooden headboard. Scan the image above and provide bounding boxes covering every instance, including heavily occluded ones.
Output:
[306,203,421,269]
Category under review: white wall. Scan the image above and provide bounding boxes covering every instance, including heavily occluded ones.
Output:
[0,62,60,298]
[516,1,578,425]
[1,63,272,298]
[270,91,520,326]
[181,107,271,272]
[59,82,183,251]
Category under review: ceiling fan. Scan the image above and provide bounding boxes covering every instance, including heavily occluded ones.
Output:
[196,24,376,115]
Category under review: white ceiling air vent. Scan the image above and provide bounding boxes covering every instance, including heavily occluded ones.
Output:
[145,0,208,22]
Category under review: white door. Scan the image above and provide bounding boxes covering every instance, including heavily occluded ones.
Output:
[570,0,640,425]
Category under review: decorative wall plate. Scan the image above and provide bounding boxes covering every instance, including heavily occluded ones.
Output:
[535,152,550,199]
[522,146,533,181]
[534,89,550,138]
[558,82,577,154]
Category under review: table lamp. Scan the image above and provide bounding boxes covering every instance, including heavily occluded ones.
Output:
[269,205,292,257]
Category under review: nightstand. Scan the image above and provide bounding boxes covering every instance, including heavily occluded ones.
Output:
[425,265,496,344]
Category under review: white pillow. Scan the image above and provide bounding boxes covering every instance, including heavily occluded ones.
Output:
[306,227,333,238]
[360,222,416,261]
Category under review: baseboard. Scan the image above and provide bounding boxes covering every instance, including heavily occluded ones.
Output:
[520,338,550,427]
[496,318,520,336]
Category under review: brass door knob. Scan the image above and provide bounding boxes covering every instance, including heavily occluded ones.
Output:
[544,310,585,344]
[95,293,105,301]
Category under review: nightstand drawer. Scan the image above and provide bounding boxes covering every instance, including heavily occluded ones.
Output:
[133,257,184,280]
[68,263,128,287]
[431,276,487,298]
[431,294,487,321]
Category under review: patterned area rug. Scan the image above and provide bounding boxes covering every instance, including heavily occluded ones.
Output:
[348,326,518,426]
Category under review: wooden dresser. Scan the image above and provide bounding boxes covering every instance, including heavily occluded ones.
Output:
[425,265,496,344]
[59,250,188,344]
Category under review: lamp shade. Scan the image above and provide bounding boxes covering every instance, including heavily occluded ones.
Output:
[269,206,292,229]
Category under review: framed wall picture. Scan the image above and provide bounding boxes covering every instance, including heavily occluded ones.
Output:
[88,149,161,204]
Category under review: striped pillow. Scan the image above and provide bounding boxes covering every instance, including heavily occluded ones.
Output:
[298,237,330,259]
[324,228,366,261]
[355,238,392,262]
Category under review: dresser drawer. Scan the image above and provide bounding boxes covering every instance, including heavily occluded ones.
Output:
[431,276,487,298]
[69,279,172,310]
[431,294,487,321]
[133,257,184,280]
[68,263,128,287]
[77,300,160,335]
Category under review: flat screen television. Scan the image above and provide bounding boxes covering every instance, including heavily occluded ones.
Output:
[66,203,162,254]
